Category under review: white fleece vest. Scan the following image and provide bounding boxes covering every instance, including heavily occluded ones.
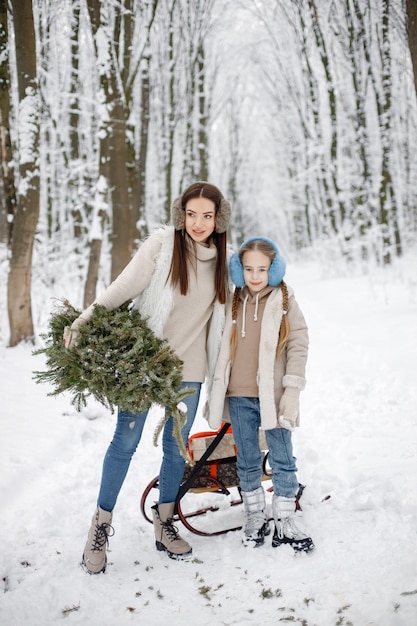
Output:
[133,226,226,386]
[133,227,175,338]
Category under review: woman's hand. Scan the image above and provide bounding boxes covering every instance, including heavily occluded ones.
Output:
[63,317,86,349]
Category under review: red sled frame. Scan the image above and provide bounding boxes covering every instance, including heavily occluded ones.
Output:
[140,423,304,537]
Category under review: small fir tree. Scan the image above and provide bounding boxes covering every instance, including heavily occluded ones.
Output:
[33,300,195,462]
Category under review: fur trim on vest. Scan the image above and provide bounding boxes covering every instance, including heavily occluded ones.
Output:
[132,226,175,338]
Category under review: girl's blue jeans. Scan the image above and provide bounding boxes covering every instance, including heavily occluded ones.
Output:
[97,382,201,512]
[228,396,299,497]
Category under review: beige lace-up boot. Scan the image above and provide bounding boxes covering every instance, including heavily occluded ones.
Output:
[82,506,114,574]
[152,503,192,560]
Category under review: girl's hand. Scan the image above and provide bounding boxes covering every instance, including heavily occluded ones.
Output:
[278,387,300,429]
[278,415,296,431]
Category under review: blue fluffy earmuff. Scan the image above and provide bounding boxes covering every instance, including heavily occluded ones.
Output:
[229,237,286,288]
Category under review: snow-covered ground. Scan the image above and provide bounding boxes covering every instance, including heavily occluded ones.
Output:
[1,257,417,626]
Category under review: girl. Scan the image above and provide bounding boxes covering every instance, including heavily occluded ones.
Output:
[207,237,314,553]
[65,182,231,572]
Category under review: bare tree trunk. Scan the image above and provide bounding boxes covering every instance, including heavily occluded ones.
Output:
[83,181,107,308]
[297,2,335,239]
[105,92,132,280]
[406,0,417,96]
[68,0,84,240]
[83,239,102,308]
[345,0,373,256]
[378,0,401,261]
[132,53,151,243]
[164,2,176,218]
[0,1,15,244]
[86,0,132,282]
[86,0,163,283]
[7,0,40,345]
[128,0,158,243]
[308,0,345,235]
[197,41,208,182]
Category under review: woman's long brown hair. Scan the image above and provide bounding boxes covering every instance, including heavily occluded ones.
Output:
[167,183,228,303]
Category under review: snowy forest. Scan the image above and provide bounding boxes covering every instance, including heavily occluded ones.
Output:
[1,0,417,347]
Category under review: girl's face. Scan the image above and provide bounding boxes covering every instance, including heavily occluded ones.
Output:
[184,197,216,243]
[242,249,271,293]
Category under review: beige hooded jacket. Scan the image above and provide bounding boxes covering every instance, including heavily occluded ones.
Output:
[206,285,308,431]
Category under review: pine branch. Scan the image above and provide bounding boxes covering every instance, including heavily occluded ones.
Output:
[33,300,195,462]
[152,395,194,465]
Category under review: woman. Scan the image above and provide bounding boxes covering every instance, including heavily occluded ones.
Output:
[65,182,231,572]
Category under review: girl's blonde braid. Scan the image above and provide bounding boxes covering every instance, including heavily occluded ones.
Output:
[230,288,241,364]
[277,281,290,356]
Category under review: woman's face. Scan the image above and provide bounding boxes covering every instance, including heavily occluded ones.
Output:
[242,249,271,293]
[184,197,216,243]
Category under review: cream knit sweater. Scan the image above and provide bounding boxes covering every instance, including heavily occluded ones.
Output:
[77,227,218,382]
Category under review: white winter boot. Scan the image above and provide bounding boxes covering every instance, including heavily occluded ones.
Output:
[272,496,314,553]
[152,503,192,560]
[241,487,270,547]
[82,506,114,574]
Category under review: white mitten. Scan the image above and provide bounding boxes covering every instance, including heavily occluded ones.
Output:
[278,387,300,431]
[63,317,86,350]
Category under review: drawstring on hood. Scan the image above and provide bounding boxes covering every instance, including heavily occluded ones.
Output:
[254,293,259,322]
[240,289,267,338]
[241,294,249,337]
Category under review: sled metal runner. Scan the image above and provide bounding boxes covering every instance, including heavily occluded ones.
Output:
[140,422,304,536]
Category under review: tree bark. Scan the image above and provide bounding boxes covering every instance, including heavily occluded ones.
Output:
[7,0,40,345]
[0,1,15,244]
[197,41,209,182]
[133,54,151,243]
[406,0,417,96]
[87,0,135,282]
[83,206,106,308]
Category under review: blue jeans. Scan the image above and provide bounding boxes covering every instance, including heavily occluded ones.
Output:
[228,396,299,497]
[97,382,201,511]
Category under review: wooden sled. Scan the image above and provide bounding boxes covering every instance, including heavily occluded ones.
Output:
[140,423,305,537]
